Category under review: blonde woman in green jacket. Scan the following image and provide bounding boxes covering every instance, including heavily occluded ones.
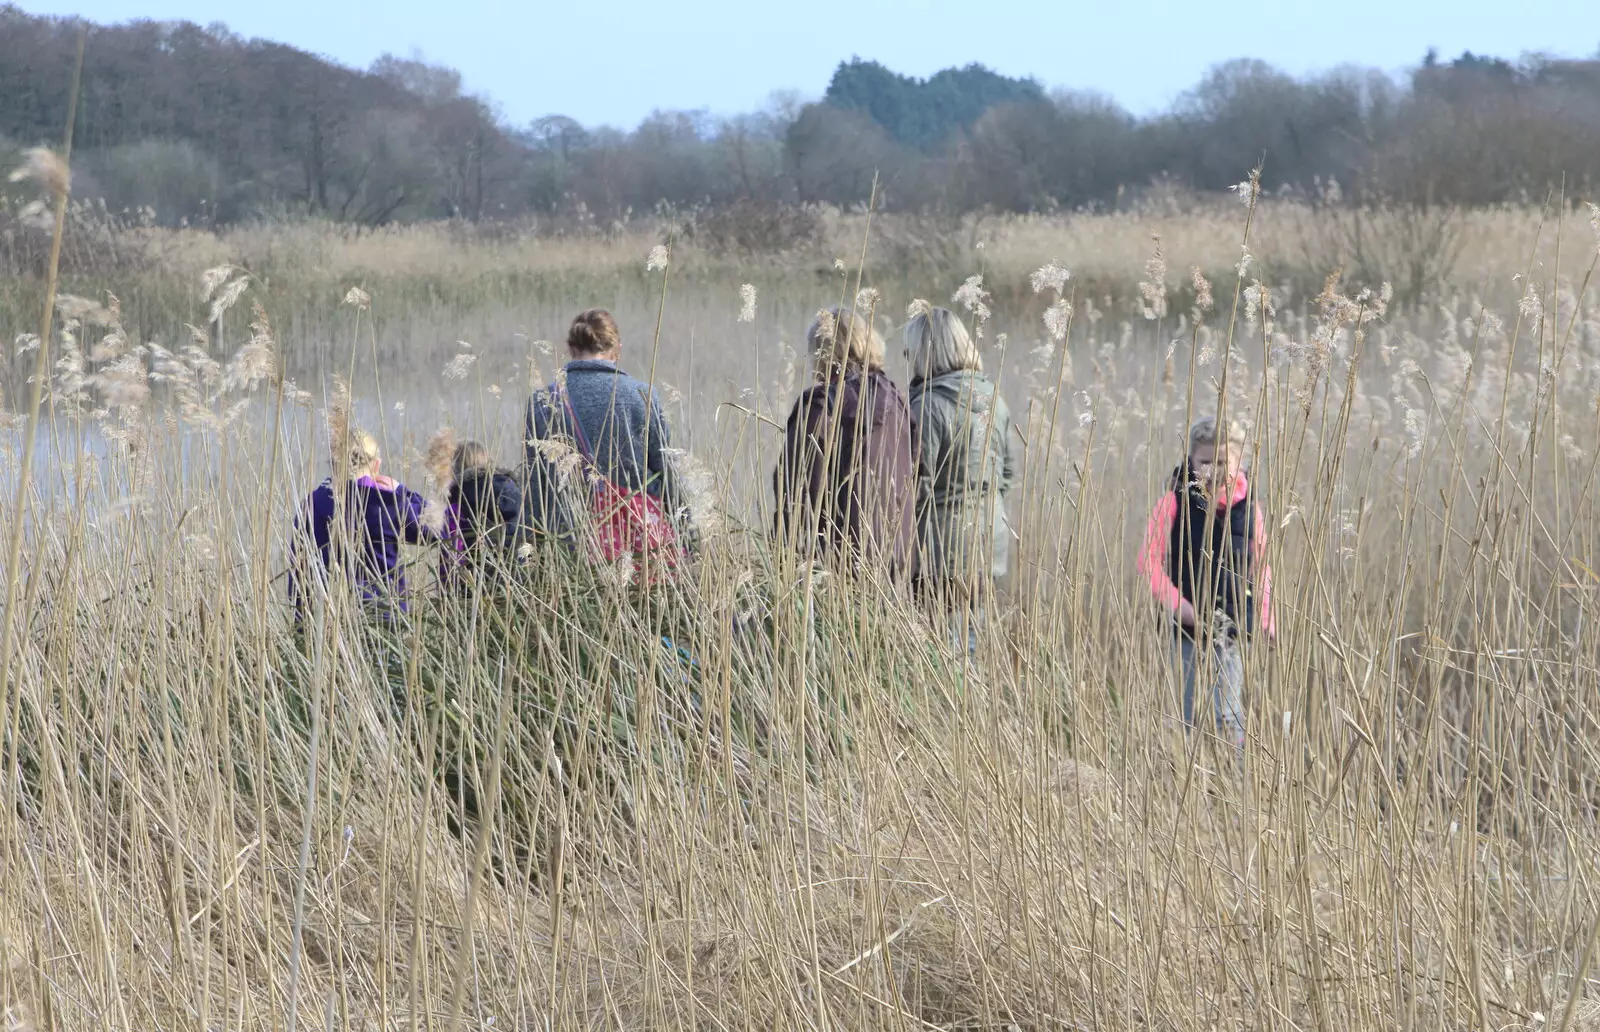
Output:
[905,305,1016,655]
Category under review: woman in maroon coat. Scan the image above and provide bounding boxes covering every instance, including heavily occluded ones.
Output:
[772,305,916,579]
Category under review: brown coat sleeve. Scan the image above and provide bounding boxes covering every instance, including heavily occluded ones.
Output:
[773,385,831,549]
[853,371,916,578]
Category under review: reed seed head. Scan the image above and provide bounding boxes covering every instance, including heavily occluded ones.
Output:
[1190,266,1213,314]
[1044,299,1073,342]
[952,275,991,336]
[1138,236,1167,321]
[8,147,70,196]
[1030,260,1070,296]
[443,353,477,379]
[201,266,237,302]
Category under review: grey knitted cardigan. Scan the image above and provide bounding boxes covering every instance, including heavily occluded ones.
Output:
[525,359,682,517]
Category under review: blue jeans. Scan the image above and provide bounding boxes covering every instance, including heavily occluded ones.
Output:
[1178,635,1245,748]
[947,607,983,657]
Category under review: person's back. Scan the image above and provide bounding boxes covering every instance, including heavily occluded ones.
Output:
[525,309,681,513]
[902,306,1016,655]
[908,366,1014,585]
[550,361,670,498]
[773,306,915,575]
[292,428,431,616]
[523,310,689,576]
[453,468,525,544]
[439,439,532,590]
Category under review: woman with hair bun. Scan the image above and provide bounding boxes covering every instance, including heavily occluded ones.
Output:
[524,309,687,574]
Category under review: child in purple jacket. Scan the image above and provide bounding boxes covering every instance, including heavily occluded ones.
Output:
[291,427,433,618]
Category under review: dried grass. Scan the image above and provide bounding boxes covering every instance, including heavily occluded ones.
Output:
[1,192,1599,1030]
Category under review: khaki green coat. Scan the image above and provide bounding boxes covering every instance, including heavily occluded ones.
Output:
[908,370,1016,587]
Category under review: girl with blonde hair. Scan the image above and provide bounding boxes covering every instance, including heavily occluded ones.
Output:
[1137,415,1275,755]
[291,422,434,617]
[772,305,915,574]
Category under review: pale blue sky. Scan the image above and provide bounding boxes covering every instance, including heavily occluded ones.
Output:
[15,0,1599,129]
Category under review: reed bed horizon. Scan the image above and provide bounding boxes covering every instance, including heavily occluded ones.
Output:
[3,173,1600,1030]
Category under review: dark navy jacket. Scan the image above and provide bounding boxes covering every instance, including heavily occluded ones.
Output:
[438,470,528,589]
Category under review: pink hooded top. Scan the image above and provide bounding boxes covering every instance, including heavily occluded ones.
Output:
[1137,469,1274,638]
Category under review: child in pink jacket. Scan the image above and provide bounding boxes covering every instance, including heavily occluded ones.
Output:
[1137,417,1274,751]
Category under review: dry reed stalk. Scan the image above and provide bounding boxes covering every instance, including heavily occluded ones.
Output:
[0,28,84,863]
[5,161,1600,1032]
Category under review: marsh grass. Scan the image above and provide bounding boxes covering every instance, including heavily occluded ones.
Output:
[3,180,1600,1030]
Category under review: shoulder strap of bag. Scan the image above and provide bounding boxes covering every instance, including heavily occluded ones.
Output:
[555,387,596,465]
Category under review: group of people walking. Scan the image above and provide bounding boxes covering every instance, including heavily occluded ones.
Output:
[291,303,1023,648]
[771,303,1018,649]
[291,301,1273,746]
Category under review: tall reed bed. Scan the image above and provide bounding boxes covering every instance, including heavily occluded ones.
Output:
[3,172,1600,1030]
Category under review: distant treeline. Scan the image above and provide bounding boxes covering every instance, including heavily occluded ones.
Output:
[2,5,1599,230]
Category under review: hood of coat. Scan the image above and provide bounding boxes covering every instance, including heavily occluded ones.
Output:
[911,370,997,415]
[451,469,523,524]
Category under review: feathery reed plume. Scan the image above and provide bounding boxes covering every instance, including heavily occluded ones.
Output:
[442,353,476,379]
[1032,261,1073,342]
[90,347,151,414]
[209,275,251,325]
[222,302,278,394]
[424,426,458,488]
[952,275,991,335]
[199,264,237,302]
[1024,259,1075,344]
[1029,260,1070,296]
[327,377,353,463]
[8,146,70,196]
[1518,280,1545,323]
[420,498,446,536]
[1404,407,1428,458]
[1043,301,1072,342]
[1242,279,1275,336]
[53,319,89,406]
[1138,235,1168,321]
[1230,167,1260,205]
[529,437,583,487]
[738,284,757,323]
[664,446,724,539]
[87,294,127,362]
[1190,266,1214,317]
[54,293,113,326]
